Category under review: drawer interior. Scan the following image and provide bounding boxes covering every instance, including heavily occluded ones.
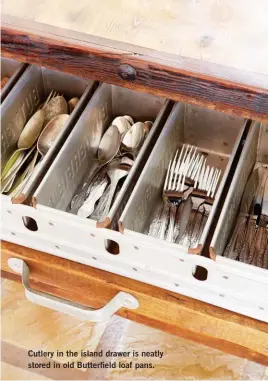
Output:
[211,122,268,259]
[1,65,90,170]
[1,65,92,200]
[119,102,246,251]
[34,84,167,225]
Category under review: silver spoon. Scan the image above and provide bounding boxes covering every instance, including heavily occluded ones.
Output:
[101,166,130,218]
[37,114,69,156]
[71,125,121,211]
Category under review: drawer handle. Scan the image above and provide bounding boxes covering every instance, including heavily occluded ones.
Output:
[8,258,139,322]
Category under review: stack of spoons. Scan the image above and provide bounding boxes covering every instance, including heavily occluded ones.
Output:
[1,90,80,197]
[70,115,153,220]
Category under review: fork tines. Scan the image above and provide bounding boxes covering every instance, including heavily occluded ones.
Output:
[164,144,201,197]
[164,143,221,201]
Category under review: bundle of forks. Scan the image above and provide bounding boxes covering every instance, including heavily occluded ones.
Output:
[224,165,268,268]
[149,144,221,248]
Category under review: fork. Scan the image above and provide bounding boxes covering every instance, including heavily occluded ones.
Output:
[160,144,200,241]
[177,161,221,248]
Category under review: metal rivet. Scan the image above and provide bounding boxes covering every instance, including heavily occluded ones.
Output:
[49,222,54,226]
[55,245,60,249]
[133,268,138,271]
[223,275,228,280]
[11,232,16,236]
[90,233,95,238]
[219,294,225,297]
[92,256,97,260]
[259,306,264,311]
[134,246,139,250]
[179,259,184,262]
[175,283,179,287]
[118,64,137,81]
[7,210,12,214]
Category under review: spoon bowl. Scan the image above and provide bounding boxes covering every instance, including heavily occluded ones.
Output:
[37,114,69,156]
[122,122,145,151]
[97,125,121,163]
[43,95,68,126]
[17,109,45,149]
[112,116,131,135]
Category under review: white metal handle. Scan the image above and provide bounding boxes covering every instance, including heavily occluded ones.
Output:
[8,258,139,322]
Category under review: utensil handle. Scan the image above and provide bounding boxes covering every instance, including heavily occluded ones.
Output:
[189,208,204,248]
[8,258,139,322]
[70,164,104,211]
[166,204,177,242]
[254,215,268,268]
[178,208,195,247]
[246,218,258,264]
[101,181,118,218]
[159,204,170,240]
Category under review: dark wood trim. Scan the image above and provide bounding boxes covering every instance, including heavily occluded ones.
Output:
[2,25,268,122]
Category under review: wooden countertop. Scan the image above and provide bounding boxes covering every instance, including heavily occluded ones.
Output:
[2,0,268,121]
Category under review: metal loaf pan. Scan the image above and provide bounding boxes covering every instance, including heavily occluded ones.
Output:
[119,102,248,255]
[211,121,268,259]
[208,123,268,320]
[1,64,96,206]
[33,83,170,229]
[210,121,267,258]
[1,57,28,102]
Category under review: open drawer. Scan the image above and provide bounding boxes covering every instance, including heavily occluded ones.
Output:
[3,96,264,322]
[2,240,268,366]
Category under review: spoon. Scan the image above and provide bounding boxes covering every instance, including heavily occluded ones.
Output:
[37,114,69,156]
[101,166,130,218]
[42,95,68,126]
[97,125,121,163]
[123,115,134,125]
[17,109,45,149]
[122,122,145,151]
[70,125,121,211]
[77,176,108,218]
[112,116,131,135]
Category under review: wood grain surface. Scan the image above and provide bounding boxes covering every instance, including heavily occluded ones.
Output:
[1,241,268,366]
[2,0,268,76]
[2,24,268,122]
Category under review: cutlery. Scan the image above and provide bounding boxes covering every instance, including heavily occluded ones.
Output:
[247,173,268,267]
[42,94,68,126]
[158,143,221,245]
[70,125,121,211]
[37,114,69,156]
[78,176,108,218]
[112,116,131,135]
[100,166,130,218]
[122,122,145,152]
[224,166,267,261]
